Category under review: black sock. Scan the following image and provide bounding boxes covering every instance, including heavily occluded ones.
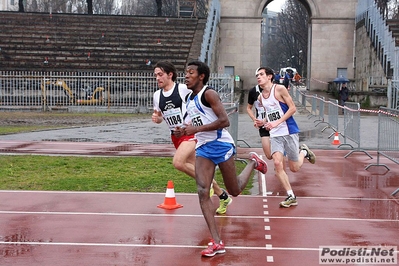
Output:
[219,190,228,200]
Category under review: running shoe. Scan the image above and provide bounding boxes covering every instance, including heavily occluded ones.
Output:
[210,183,214,197]
[201,240,226,257]
[216,196,232,214]
[279,195,298,208]
[300,144,316,164]
[249,152,268,174]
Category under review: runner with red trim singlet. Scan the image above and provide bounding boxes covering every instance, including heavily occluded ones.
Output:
[152,61,232,214]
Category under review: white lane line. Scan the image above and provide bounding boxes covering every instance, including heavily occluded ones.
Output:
[261,172,267,196]
[259,155,268,196]
[266,216,399,222]
[0,190,191,196]
[270,247,321,251]
[262,184,274,264]
[0,190,395,203]
[0,210,267,219]
[0,211,395,222]
[266,195,398,201]
[0,241,281,250]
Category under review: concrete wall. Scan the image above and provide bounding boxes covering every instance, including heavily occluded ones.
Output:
[217,16,261,89]
[355,22,386,91]
[217,0,358,92]
[0,0,17,10]
[218,0,262,90]
[309,0,357,91]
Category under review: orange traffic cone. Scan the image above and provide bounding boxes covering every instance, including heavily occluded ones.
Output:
[332,132,341,145]
[157,180,183,210]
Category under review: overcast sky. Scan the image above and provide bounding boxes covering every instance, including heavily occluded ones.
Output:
[267,0,286,12]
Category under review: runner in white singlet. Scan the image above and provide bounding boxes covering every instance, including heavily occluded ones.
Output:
[255,67,316,208]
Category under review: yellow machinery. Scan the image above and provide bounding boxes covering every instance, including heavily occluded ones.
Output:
[41,80,105,105]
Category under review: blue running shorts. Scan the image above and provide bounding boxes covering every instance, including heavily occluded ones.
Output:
[196,140,236,165]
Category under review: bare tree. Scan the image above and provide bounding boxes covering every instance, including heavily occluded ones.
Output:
[375,0,399,19]
[156,0,162,16]
[22,0,208,17]
[375,0,389,18]
[93,0,117,15]
[87,0,93,14]
[18,0,24,12]
[386,0,399,18]
[265,0,308,76]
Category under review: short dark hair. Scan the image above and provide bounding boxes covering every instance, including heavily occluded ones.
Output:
[187,61,210,84]
[154,61,177,81]
[256,66,275,82]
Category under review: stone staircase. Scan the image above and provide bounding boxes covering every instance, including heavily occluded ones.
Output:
[387,19,399,47]
[0,12,205,72]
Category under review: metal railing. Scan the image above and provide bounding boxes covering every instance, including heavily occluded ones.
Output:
[224,101,247,163]
[290,83,399,168]
[225,101,239,147]
[356,0,399,81]
[366,107,399,172]
[0,71,235,112]
[199,0,220,68]
[388,80,399,109]
[324,98,339,135]
[340,102,372,158]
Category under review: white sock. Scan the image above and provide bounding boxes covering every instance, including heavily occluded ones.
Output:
[287,190,295,197]
[251,158,258,167]
[300,149,308,157]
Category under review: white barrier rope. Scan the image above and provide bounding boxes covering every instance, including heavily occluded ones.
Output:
[297,89,399,118]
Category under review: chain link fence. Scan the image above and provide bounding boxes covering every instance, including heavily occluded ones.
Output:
[0,71,235,113]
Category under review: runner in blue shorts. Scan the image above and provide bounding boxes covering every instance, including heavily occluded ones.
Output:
[182,61,268,257]
[152,61,232,215]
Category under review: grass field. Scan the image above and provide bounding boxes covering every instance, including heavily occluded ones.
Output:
[0,155,251,194]
[0,112,252,194]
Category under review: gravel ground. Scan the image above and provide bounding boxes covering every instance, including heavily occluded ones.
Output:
[0,112,149,127]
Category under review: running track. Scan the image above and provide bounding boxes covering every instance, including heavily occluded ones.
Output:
[0,142,398,265]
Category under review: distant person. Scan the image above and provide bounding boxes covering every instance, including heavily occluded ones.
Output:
[283,71,290,89]
[151,61,232,215]
[289,71,294,80]
[183,61,268,257]
[339,82,349,107]
[274,72,281,84]
[293,72,301,85]
[255,66,316,208]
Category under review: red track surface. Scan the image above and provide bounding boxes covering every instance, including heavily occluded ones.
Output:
[0,141,398,265]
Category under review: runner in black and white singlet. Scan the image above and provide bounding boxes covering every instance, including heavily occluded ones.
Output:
[246,83,272,160]
[151,61,232,215]
[255,67,316,208]
[182,61,268,258]
[153,81,191,147]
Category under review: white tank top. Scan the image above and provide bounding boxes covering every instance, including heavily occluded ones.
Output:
[260,85,299,137]
[186,86,234,148]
